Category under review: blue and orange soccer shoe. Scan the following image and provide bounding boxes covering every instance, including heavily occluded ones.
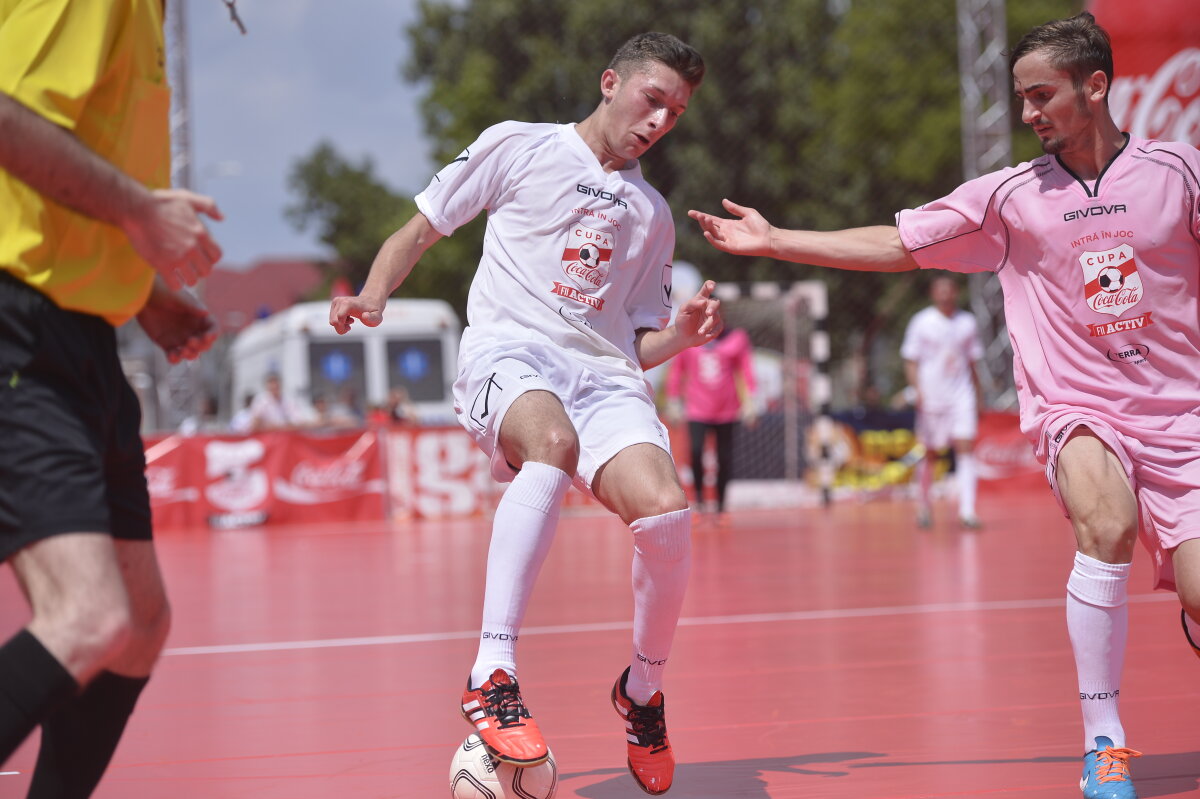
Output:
[1080,736,1141,798]
[612,667,674,795]
[460,668,548,766]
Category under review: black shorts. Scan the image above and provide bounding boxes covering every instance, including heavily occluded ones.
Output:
[0,272,151,561]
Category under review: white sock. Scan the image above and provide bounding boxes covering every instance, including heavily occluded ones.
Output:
[626,508,691,705]
[957,452,977,519]
[917,455,933,510]
[470,462,572,688]
[1066,551,1130,751]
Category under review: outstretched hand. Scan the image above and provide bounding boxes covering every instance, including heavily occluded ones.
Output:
[329,294,385,335]
[136,280,218,364]
[674,280,723,346]
[687,199,773,257]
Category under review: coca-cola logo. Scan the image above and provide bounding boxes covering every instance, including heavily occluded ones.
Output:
[290,459,367,489]
[564,261,605,288]
[1092,286,1142,309]
[975,437,1040,477]
[1110,48,1200,146]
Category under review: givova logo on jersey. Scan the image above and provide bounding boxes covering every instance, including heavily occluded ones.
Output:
[1080,244,1143,317]
[562,222,614,289]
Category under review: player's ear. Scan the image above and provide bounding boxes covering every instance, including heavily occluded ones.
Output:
[1085,69,1109,105]
[600,68,620,100]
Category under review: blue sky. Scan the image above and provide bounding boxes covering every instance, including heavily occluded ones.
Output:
[186,0,431,267]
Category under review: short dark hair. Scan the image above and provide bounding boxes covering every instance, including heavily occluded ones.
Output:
[1009,12,1114,99]
[608,32,705,89]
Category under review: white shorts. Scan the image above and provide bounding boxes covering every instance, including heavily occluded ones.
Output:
[1043,412,1200,592]
[916,398,978,450]
[453,340,671,495]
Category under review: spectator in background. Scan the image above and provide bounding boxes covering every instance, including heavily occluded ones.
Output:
[228,394,256,434]
[665,326,757,523]
[387,386,419,425]
[246,373,307,432]
[900,275,983,530]
[327,385,363,428]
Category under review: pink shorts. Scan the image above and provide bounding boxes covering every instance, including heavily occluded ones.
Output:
[1043,412,1200,591]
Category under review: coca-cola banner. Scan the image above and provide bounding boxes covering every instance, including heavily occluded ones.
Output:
[146,430,386,529]
[973,412,1044,491]
[146,415,1040,529]
[1089,0,1200,146]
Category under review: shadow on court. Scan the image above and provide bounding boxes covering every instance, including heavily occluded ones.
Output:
[844,750,1200,798]
[562,750,1200,798]
[562,751,885,798]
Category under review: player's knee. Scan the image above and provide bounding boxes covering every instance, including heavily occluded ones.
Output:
[628,485,689,524]
[526,426,579,473]
[54,599,135,670]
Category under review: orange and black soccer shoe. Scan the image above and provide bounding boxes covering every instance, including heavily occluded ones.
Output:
[460,668,548,766]
[612,666,675,795]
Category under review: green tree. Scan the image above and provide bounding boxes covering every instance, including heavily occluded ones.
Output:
[285,141,480,311]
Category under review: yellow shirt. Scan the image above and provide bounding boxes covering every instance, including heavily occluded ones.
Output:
[0,0,168,326]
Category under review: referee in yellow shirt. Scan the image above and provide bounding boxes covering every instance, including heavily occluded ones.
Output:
[0,1,224,794]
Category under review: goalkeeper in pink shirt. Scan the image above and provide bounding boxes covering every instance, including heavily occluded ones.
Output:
[666,327,757,521]
[690,12,1199,798]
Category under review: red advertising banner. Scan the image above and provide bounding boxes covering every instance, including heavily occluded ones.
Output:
[146,414,1041,529]
[146,430,386,529]
[1089,0,1200,146]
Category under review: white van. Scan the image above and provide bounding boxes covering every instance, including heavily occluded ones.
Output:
[228,299,461,424]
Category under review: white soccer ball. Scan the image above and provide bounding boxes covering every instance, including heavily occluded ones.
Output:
[1097,266,1124,292]
[448,734,557,799]
[577,245,601,268]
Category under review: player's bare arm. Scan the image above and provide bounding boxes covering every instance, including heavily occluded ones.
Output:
[0,91,223,291]
[635,280,723,369]
[329,212,443,335]
[688,198,919,272]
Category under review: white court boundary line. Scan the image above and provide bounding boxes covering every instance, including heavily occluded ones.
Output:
[162,592,1176,657]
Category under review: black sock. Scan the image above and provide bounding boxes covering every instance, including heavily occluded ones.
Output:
[26,671,150,799]
[0,630,77,766]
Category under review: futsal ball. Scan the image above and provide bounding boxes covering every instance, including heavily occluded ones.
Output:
[1098,266,1124,292]
[448,734,557,799]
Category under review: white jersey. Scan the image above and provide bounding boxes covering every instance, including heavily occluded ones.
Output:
[900,306,982,412]
[415,121,675,385]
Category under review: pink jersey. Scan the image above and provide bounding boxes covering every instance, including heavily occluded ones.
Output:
[897,136,1200,459]
[665,328,756,424]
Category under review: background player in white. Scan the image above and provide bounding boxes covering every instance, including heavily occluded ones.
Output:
[690,12,1200,798]
[330,32,717,795]
[900,275,984,529]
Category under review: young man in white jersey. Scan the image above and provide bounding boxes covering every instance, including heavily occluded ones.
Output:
[900,275,984,529]
[330,32,718,795]
[690,12,1200,798]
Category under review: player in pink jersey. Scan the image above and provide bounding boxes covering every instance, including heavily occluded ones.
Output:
[665,327,757,522]
[690,12,1199,798]
[332,33,719,795]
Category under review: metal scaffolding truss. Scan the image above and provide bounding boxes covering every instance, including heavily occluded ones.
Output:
[957,0,1017,409]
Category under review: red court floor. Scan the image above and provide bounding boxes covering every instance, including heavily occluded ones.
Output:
[2,486,1198,798]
